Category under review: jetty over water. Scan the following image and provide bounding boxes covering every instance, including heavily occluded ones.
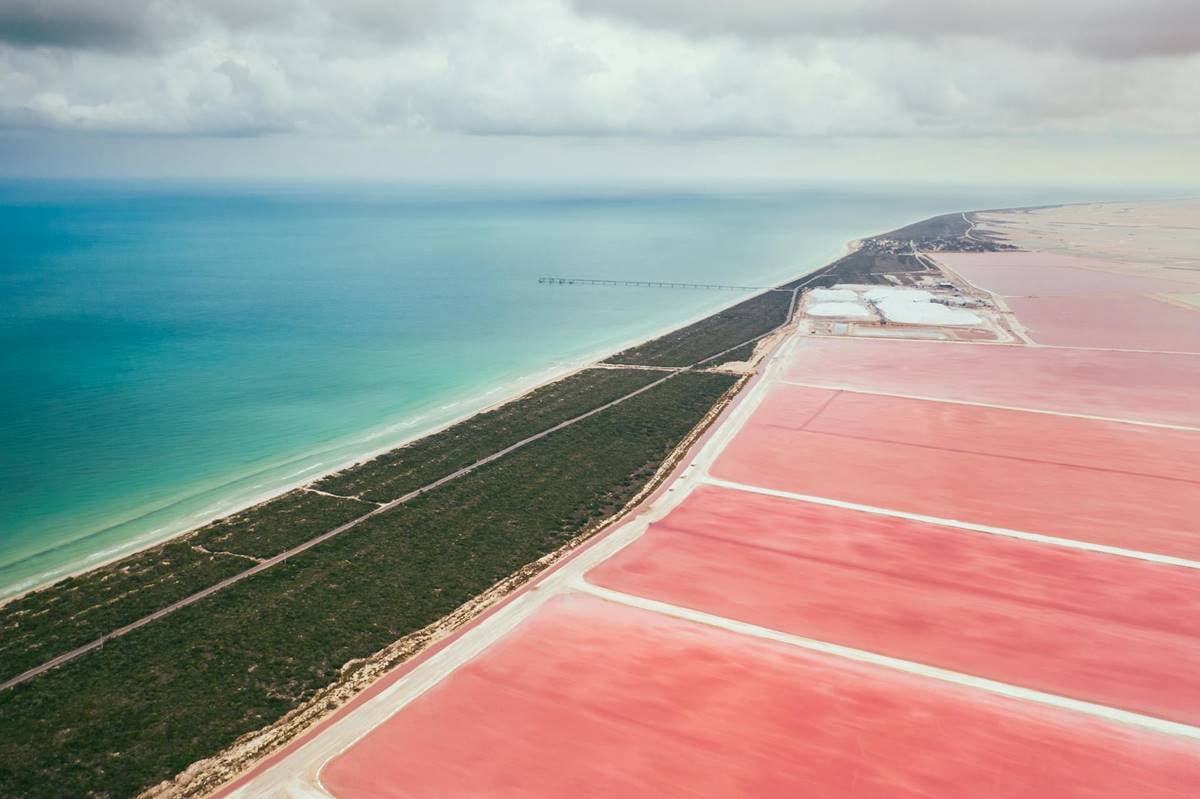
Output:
[538,275,791,292]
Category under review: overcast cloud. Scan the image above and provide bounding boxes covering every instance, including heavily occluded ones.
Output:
[0,0,1196,179]
[574,0,1200,61]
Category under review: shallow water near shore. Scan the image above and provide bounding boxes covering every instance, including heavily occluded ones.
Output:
[0,180,1159,598]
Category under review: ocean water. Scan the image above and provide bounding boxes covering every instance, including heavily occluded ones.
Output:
[0,180,1153,597]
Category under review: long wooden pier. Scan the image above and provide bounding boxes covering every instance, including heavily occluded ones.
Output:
[538,276,790,292]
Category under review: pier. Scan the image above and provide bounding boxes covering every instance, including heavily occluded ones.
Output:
[538,276,791,292]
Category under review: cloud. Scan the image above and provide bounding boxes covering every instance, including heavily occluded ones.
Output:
[0,0,1197,148]
[0,0,159,50]
[0,0,472,53]
[572,0,1200,61]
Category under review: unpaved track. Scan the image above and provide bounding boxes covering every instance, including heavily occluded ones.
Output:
[2,370,678,693]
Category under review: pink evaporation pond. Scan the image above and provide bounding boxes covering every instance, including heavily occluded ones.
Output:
[320,595,1200,798]
[712,384,1200,559]
[589,485,1200,726]
[781,336,1200,427]
[1005,294,1200,352]
[935,252,1195,297]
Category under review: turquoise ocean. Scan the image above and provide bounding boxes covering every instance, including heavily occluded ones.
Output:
[0,180,1162,598]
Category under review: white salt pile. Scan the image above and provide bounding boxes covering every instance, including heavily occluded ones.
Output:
[863,286,933,303]
[810,288,859,302]
[807,302,875,319]
[875,296,981,325]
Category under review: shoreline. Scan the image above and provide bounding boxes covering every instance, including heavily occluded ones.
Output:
[0,249,843,605]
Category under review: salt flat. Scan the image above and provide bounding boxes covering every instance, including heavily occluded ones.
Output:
[975,200,1200,277]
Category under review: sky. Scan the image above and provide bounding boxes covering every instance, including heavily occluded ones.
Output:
[0,0,1197,184]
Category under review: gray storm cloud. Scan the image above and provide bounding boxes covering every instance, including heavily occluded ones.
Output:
[0,0,464,51]
[0,0,225,50]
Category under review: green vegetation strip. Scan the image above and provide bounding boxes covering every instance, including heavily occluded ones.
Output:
[316,367,663,502]
[0,372,736,799]
[0,368,661,685]
[604,290,793,367]
[710,340,758,366]
[809,250,928,286]
[0,491,370,684]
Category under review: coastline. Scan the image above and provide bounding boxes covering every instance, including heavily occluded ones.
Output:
[1,250,842,605]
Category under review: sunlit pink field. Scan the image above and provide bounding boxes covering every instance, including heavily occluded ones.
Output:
[934,251,1200,351]
[711,383,1200,558]
[1006,294,1200,351]
[590,485,1200,725]
[321,595,1200,799]
[782,337,1200,426]
[935,251,1194,297]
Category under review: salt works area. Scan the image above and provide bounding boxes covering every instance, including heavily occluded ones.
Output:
[219,202,1200,798]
